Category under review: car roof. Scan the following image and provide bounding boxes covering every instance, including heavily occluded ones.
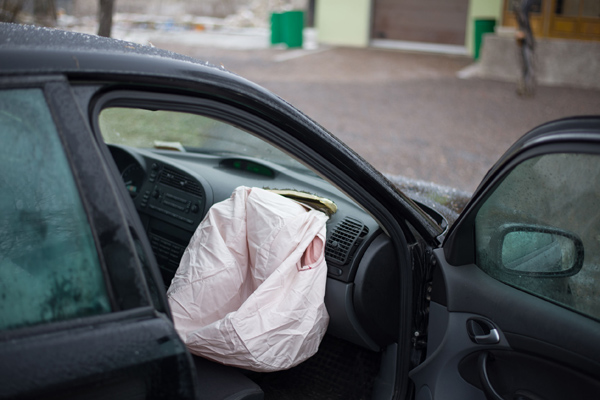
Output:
[0,22,267,96]
[0,22,222,71]
[0,23,297,131]
[1,22,204,62]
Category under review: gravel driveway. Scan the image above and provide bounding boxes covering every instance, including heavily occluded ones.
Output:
[148,43,600,193]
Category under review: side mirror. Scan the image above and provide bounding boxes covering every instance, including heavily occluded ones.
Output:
[491,224,584,277]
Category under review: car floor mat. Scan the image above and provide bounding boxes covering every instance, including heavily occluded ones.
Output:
[246,335,381,400]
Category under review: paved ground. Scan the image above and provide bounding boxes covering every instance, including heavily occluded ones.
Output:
[149,41,600,193]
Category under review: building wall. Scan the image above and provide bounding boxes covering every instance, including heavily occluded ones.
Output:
[465,0,503,56]
[315,0,371,47]
[315,0,504,52]
[476,34,600,89]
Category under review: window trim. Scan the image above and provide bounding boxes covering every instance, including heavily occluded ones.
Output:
[43,80,154,313]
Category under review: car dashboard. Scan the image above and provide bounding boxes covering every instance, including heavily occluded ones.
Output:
[109,144,400,351]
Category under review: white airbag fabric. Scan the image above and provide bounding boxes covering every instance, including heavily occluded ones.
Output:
[167,186,329,372]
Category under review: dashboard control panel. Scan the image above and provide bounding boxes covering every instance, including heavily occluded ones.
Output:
[135,162,206,232]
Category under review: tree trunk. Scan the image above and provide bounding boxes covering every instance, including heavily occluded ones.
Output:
[97,0,114,38]
[34,0,56,27]
[0,0,25,23]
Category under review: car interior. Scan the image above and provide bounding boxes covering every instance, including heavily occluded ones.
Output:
[91,90,438,399]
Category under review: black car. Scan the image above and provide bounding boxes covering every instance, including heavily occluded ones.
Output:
[0,23,599,400]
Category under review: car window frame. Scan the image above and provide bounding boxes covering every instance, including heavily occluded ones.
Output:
[444,137,600,266]
[442,134,600,314]
[73,85,175,317]
[473,151,600,320]
[0,85,114,331]
[87,87,420,398]
[0,77,199,399]
[0,76,156,340]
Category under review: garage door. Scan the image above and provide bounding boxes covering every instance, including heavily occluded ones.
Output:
[372,0,469,45]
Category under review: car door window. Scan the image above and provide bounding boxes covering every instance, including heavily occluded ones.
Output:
[475,153,600,319]
[0,88,111,331]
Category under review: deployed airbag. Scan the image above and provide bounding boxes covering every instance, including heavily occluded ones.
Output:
[167,186,329,372]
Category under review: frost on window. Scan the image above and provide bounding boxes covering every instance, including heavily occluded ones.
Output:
[475,153,600,320]
[0,89,111,331]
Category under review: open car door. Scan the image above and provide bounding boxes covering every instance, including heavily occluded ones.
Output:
[410,117,600,399]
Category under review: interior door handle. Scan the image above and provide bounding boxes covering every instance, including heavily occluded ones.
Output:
[474,328,500,344]
[467,318,500,345]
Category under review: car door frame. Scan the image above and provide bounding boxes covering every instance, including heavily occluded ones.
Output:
[78,69,447,398]
[410,117,600,400]
[0,76,198,399]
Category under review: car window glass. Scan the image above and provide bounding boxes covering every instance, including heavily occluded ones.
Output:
[475,153,600,320]
[0,89,111,331]
[99,107,314,175]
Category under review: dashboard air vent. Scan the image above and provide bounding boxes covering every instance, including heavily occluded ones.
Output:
[326,217,368,265]
[159,167,203,198]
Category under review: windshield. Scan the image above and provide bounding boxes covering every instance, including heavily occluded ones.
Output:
[98,107,313,174]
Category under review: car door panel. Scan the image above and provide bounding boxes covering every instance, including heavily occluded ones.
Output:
[458,350,600,400]
[0,309,195,399]
[410,303,511,400]
[411,251,600,399]
[433,259,600,370]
